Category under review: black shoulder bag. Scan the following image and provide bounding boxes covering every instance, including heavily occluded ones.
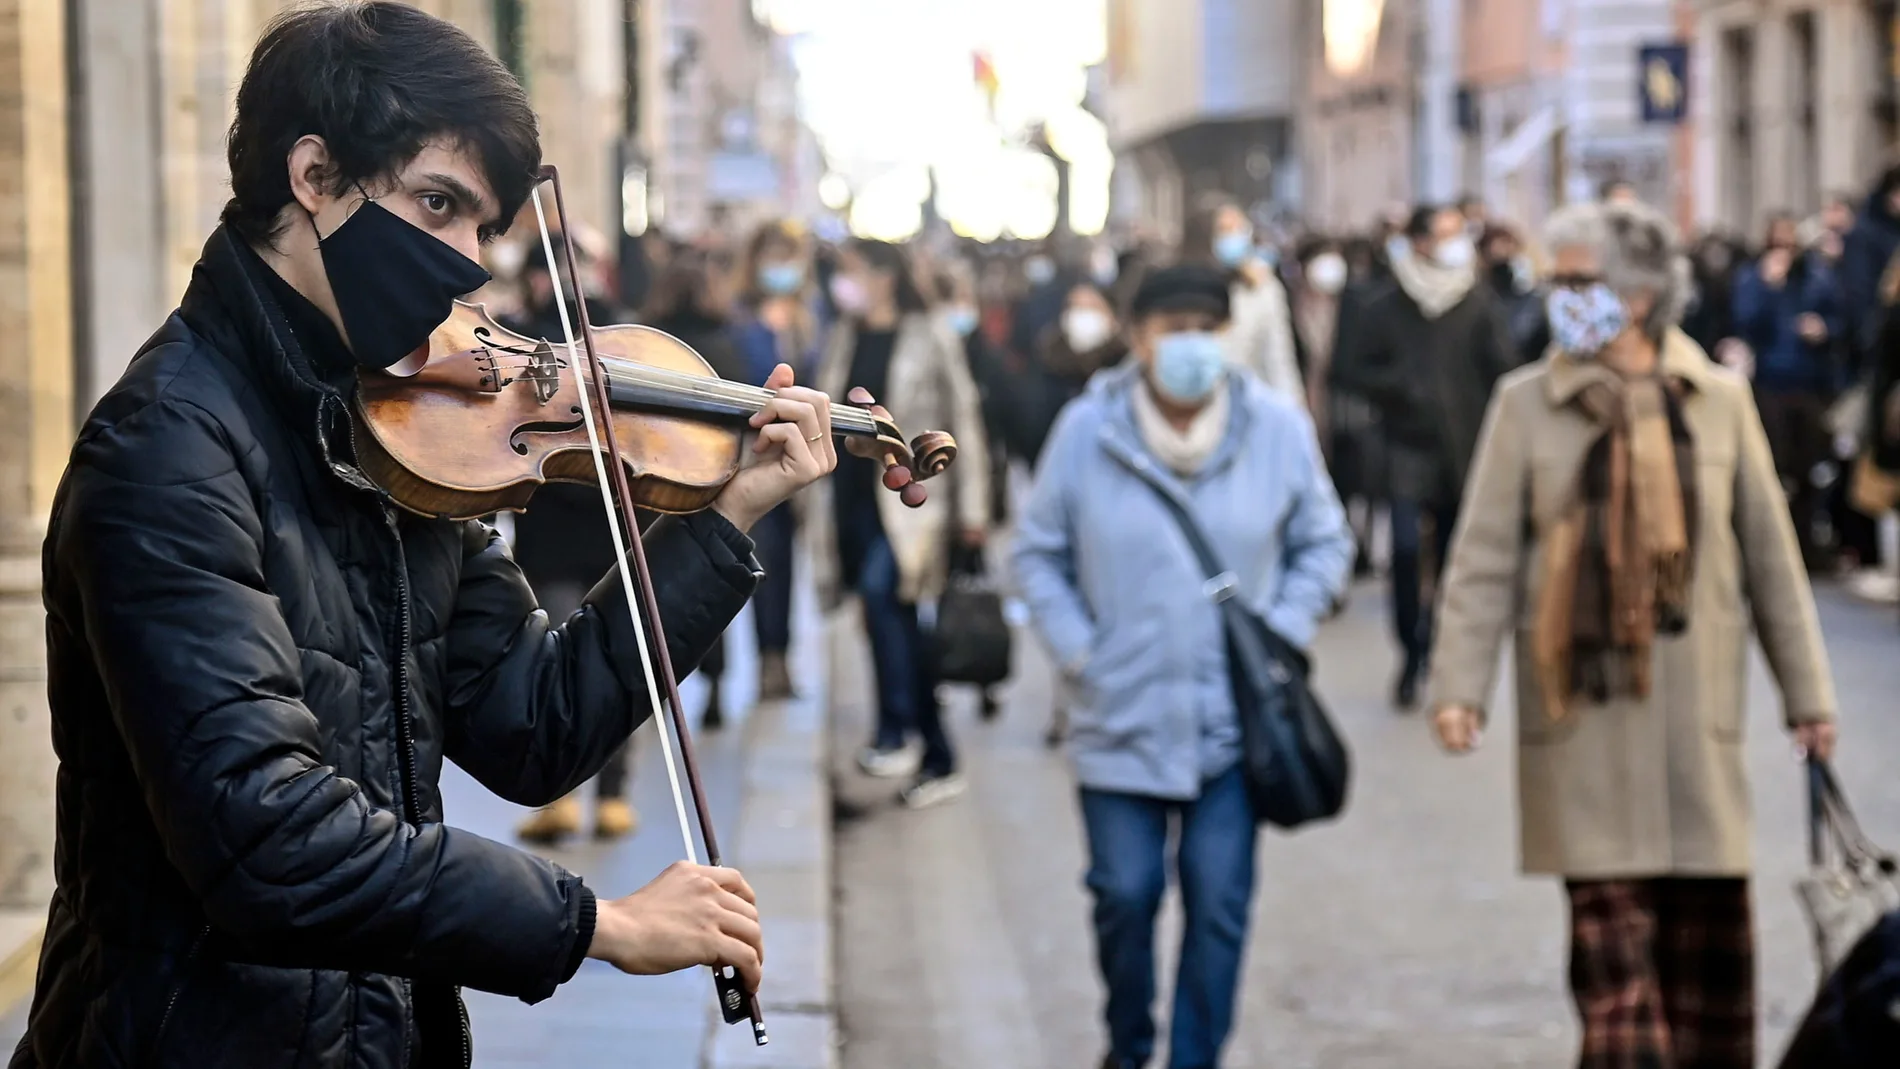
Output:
[1126,466,1351,829]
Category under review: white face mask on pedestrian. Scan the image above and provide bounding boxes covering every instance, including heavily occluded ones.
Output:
[1062,308,1115,353]
[1431,236,1477,270]
[1306,253,1348,295]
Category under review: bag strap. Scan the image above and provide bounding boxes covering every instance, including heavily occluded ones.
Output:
[1117,452,1235,597]
[1809,757,1894,870]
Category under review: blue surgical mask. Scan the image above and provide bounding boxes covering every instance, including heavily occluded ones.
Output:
[1546,284,1630,357]
[945,305,980,337]
[1385,235,1411,265]
[1152,331,1227,403]
[1214,231,1254,268]
[757,261,805,296]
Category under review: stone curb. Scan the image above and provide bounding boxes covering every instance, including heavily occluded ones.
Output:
[701,687,837,1068]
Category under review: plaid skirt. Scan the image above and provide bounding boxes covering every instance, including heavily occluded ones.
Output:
[1566,878,1755,1069]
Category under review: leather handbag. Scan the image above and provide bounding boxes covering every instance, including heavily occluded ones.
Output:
[932,544,1013,689]
[1797,758,1900,978]
[1128,467,1351,829]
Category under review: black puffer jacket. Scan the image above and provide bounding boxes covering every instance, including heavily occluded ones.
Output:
[12,228,758,1069]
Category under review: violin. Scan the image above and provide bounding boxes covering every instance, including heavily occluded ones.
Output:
[351,166,954,1047]
[353,302,957,522]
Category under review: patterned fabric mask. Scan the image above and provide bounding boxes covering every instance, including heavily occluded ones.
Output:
[1546,284,1629,357]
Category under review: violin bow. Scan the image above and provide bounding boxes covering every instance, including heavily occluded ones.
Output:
[528,165,768,1045]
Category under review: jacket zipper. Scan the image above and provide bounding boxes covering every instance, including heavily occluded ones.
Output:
[152,926,209,1056]
[325,394,471,1068]
[384,506,421,823]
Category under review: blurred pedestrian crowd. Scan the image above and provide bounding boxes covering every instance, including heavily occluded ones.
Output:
[476,165,1900,1069]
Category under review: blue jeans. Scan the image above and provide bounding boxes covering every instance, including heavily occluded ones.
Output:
[1388,494,1459,666]
[856,533,953,774]
[1079,767,1258,1069]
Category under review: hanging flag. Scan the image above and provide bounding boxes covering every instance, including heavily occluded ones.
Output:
[974,51,999,117]
[1638,43,1689,124]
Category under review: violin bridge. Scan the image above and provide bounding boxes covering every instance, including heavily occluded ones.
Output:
[470,340,562,405]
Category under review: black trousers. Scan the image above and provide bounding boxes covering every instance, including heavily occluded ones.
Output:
[1756,388,1830,567]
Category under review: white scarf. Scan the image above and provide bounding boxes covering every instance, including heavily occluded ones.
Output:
[1132,378,1232,477]
[1389,250,1477,320]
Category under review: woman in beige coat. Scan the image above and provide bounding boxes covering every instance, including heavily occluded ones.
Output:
[810,239,990,809]
[1428,201,1838,1069]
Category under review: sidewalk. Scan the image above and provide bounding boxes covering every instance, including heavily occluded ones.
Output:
[457,580,838,1069]
[0,907,39,1051]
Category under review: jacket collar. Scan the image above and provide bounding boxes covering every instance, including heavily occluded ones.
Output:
[176,225,376,491]
[1091,363,1252,492]
[1543,327,1712,407]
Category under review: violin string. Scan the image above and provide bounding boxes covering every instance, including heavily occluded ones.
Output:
[534,342,882,435]
[529,187,698,866]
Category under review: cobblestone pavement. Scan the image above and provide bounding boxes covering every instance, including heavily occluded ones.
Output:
[830,581,1900,1069]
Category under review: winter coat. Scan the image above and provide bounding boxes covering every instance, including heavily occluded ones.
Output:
[1011,365,1354,800]
[809,314,991,606]
[1014,327,1128,465]
[1842,196,1900,357]
[1731,255,1844,393]
[1331,279,1518,502]
[1426,329,1836,878]
[12,228,758,1069]
[1224,270,1304,402]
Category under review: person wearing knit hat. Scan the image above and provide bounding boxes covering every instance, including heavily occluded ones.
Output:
[1014,259,1354,1069]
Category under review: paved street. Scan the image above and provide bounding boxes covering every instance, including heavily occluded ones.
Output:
[830,580,1900,1069]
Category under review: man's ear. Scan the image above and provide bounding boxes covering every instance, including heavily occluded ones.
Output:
[286,135,337,218]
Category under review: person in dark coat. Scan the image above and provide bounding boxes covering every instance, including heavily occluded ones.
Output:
[1332,203,1518,709]
[511,246,749,843]
[733,220,820,702]
[1020,281,1130,465]
[1682,232,1745,358]
[1732,212,1846,568]
[1842,166,1900,360]
[14,7,846,1067]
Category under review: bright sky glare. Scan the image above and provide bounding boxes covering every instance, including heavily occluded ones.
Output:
[760,0,1110,241]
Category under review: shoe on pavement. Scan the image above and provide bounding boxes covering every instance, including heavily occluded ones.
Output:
[857,742,922,779]
[898,770,967,809]
[1393,660,1422,712]
[758,651,795,702]
[517,796,582,844]
[1847,569,1900,605]
[594,798,638,839]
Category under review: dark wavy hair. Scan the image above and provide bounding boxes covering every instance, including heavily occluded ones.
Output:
[221,2,541,249]
[847,239,929,313]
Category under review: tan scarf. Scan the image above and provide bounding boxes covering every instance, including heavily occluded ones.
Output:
[1132,378,1231,477]
[1531,370,1698,721]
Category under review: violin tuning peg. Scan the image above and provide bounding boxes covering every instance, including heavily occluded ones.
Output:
[899,482,928,509]
[881,463,913,491]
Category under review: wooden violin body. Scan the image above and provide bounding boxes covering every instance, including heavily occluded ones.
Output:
[353,301,956,521]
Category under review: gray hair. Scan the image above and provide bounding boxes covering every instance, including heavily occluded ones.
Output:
[1542,200,1692,335]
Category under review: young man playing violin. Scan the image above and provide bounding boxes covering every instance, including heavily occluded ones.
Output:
[12,5,847,1067]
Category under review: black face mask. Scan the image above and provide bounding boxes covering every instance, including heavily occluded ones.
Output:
[316,196,491,369]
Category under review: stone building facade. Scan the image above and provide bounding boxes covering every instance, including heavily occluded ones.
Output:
[1691,0,1894,235]
[1300,0,1421,230]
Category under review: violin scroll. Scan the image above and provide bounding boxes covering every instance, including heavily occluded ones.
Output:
[909,431,957,479]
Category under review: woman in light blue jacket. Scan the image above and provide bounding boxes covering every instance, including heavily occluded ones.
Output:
[1012,264,1353,1069]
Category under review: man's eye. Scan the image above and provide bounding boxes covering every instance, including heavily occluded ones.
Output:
[421,193,452,215]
